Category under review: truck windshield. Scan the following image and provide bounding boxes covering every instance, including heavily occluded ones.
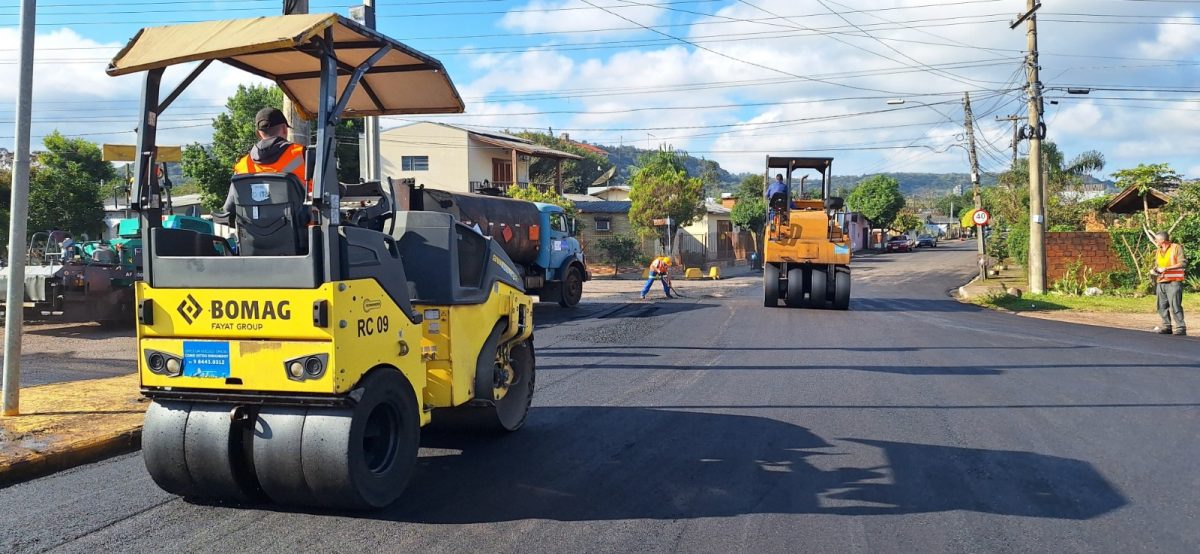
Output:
[551,213,568,233]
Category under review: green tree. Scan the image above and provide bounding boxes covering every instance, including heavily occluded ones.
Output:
[595,234,640,273]
[21,132,109,237]
[1113,163,1184,237]
[846,174,905,230]
[627,149,705,251]
[734,173,764,200]
[515,132,614,194]
[182,84,284,209]
[507,184,577,219]
[29,163,104,236]
[39,131,117,184]
[891,210,923,235]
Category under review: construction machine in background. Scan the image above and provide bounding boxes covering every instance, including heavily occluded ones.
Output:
[398,181,589,307]
[110,13,534,510]
[761,156,852,310]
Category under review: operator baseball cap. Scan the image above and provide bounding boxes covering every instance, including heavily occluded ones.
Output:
[255,107,289,131]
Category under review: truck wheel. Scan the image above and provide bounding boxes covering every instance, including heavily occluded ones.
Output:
[833,266,851,310]
[558,266,583,307]
[300,369,421,510]
[807,265,827,308]
[143,400,199,498]
[763,263,779,307]
[785,266,805,308]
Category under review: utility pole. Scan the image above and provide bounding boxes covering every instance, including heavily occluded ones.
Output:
[1013,0,1046,293]
[3,0,36,415]
[996,114,1022,168]
[352,0,381,182]
[962,91,986,280]
[283,0,310,147]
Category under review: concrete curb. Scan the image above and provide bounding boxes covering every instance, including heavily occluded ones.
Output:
[0,426,142,487]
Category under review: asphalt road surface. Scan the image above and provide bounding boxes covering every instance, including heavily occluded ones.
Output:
[6,242,1200,552]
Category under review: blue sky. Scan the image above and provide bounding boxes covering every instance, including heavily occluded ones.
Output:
[1,0,1197,182]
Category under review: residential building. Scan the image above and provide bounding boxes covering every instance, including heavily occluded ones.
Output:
[564,193,657,267]
[678,200,738,265]
[586,185,631,201]
[379,122,581,194]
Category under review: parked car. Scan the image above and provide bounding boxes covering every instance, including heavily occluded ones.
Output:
[916,235,938,248]
[886,235,912,253]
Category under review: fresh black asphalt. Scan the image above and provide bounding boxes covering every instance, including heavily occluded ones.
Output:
[4,242,1200,552]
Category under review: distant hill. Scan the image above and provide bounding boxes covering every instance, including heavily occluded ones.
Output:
[585,143,1115,197]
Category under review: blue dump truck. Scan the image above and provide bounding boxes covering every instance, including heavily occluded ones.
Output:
[405,184,589,307]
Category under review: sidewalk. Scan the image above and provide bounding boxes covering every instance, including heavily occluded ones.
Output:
[0,374,145,486]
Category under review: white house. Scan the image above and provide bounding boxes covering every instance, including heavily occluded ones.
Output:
[379,122,581,194]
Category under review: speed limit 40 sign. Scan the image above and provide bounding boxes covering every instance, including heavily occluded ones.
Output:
[972,209,991,226]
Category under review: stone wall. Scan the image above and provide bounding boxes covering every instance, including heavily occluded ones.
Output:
[1046,232,1126,282]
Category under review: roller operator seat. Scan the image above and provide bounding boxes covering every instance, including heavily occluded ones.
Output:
[229,172,310,256]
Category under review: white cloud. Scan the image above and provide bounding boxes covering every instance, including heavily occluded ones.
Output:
[1138,13,1200,58]
[499,0,667,38]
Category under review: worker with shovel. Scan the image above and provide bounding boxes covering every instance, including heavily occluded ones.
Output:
[640,256,676,300]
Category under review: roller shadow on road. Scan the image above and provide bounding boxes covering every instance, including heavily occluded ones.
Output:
[370,407,1125,523]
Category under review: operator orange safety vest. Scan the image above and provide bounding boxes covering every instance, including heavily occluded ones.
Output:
[233,142,311,193]
[649,257,670,274]
[1156,242,1186,282]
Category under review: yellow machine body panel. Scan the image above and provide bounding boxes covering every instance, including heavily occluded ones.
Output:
[136,278,532,421]
[764,201,851,265]
[136,279,425,400]
[417,281,532,410]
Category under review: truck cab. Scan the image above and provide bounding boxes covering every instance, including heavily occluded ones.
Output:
[533,202,589,305]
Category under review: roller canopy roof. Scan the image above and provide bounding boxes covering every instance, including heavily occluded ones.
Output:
[766,157,834,171]
[107,13,465,118]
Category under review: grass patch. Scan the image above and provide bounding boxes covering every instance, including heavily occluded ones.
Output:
[975,292,1200,313]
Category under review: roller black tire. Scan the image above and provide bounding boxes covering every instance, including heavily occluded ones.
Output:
[252,406,319,506]
[807,265,828,308]
[763,263,780,307]
[559,265,584,307]
[182,404,258,502]
[301,369,421,510]
[833,266,851,310]
[441,323,536,433]
[786,266,805,308]
[494,338,535,431]
[143,400,198,498]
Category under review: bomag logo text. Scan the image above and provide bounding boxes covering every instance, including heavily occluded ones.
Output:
[210,300,292,320]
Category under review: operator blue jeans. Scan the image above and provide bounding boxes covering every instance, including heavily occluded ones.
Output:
[641,272,670,297]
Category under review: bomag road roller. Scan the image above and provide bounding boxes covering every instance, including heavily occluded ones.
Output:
[107,14,535,510]
[761,156,852,310]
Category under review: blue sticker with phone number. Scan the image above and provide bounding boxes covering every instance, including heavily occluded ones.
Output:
[183,341,231,378]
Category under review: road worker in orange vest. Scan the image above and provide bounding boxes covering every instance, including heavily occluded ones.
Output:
[221,107,310,214]
[1151,231,1187,336]
[640,256,676,300]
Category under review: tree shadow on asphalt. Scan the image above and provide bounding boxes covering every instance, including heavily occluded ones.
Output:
[366,407,1125,523]
[22,323,134,339]
[531,360,1199,376]
[849,297,979,312]
[534,301,715,327]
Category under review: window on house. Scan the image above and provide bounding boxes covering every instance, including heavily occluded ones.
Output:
[401,155,429,171]
[595,218,612,232]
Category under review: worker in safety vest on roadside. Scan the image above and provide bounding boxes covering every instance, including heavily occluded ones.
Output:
[222,107,310,214]
[640,256,675,300]
[1152,231,1187,336]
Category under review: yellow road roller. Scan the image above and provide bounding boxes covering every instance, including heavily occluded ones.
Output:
[109,14,535,509]
[761,156,852,309]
